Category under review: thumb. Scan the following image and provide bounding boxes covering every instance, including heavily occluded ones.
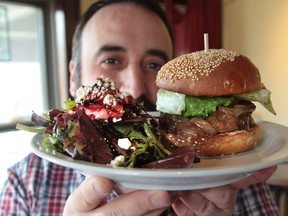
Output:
[63,176,114,215]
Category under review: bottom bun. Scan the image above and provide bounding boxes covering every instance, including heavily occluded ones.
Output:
[162,124,262,156]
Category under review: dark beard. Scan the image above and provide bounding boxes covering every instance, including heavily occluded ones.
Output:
[134,95,156,111]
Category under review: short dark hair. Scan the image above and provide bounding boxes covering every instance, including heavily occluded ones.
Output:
[71,0,174,90]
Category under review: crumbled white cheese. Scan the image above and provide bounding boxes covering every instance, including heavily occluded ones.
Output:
[112,117,122,123]
[103,94,114,106]
[118,138,132,150]
[75,86,92,102]
[110,155,125,167]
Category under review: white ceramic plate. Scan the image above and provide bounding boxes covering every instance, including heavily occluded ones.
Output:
[30,120,288,190]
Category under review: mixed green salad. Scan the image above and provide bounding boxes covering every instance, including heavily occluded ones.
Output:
[17,77,196,168]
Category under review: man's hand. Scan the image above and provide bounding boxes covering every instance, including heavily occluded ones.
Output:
[63,166,276,216]
[63,176,172,216]
[171,166,277,215]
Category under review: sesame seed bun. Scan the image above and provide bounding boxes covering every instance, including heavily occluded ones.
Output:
[156,49,262,96]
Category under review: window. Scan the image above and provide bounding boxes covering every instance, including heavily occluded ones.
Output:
[0,0,69,130]
[0,2,48,129]
[0,0,75,188]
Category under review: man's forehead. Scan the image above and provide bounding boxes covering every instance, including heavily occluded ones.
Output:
[89,3,150,23]
[81,2,173,59]
[82,3,150,38]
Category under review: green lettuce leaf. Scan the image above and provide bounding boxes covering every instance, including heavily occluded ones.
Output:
[41,133,64,153]
[235,89,276,115]
[156,89,185,115]
[62,98,76,112]
[16,123,46,133]
[156,89,233,117]
[183,96,233,117]
[156,88,276,117]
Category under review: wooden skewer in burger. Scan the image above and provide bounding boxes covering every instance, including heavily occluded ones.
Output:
[156,33,276,156]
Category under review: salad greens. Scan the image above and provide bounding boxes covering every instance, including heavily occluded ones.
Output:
[16,99,173,168]
[114,121,171,167]
[16,77,198,168]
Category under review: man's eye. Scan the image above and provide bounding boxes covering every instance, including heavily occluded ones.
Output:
[147,63,162,71]
[103,58,119,65]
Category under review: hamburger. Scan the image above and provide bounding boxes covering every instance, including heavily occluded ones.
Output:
[156,49,276,156]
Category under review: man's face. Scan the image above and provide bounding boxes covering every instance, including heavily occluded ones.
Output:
[69,3,173,109]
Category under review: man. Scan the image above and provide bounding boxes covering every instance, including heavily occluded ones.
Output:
[0,0,279,215]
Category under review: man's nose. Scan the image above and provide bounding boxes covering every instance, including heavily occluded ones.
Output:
[120,66,145,99]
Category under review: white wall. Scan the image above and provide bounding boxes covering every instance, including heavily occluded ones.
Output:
[222,0,288,126]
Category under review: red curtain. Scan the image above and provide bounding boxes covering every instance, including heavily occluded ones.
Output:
[164,0,222,57]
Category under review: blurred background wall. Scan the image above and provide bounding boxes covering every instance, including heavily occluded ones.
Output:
[222,0,288,126]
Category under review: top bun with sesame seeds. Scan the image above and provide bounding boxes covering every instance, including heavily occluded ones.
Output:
[155,49,276,156]
[156,49,262,97]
